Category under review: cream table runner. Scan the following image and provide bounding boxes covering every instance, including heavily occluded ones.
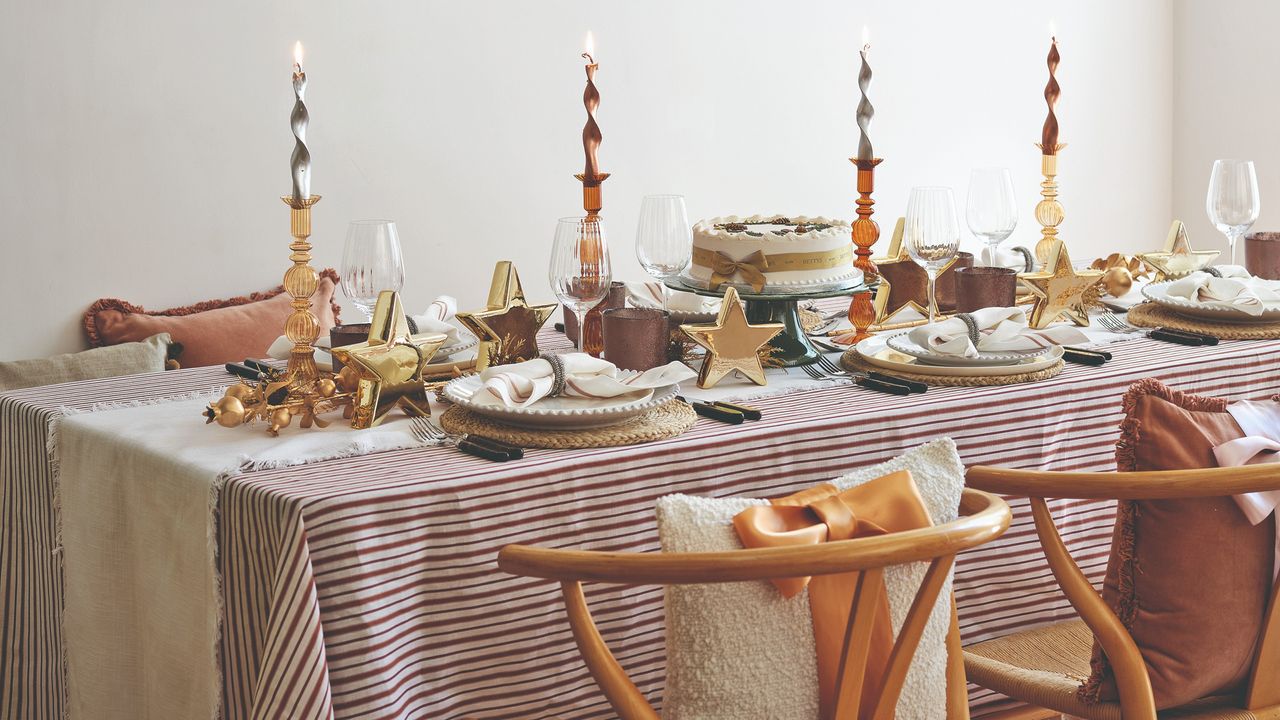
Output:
[55,396,426,720]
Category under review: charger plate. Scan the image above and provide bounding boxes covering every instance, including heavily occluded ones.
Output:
[842,349,1063,387]
[439,400,696,449]
[1127,302,1280,340]
[854,335,1063,377]
[885,333,1051,367]
[1142,281,1280,323]
[442,374,679,430]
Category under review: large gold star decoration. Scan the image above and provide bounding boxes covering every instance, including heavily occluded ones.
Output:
[331,290,447,428]
[680,286,784,389]
[1018,240,1103,328]
[872,217,961,326]
[1139,220,1219,280]
[456,261,556,371]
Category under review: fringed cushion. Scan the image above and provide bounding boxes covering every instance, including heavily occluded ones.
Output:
[0,333,172,391]
[84,270,341,368]
[654,438,965,720]
[1081,379,1275,708]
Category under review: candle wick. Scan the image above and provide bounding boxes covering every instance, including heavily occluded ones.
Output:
[862,43,870,53]
[581,52,595,65]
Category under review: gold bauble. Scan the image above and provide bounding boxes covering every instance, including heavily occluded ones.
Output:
[316,377,337,397]
[1102,267,1133,297]
[269,407,293,433]
[336,365,361,393]
[225,383,262,404]
[211,396,246,428]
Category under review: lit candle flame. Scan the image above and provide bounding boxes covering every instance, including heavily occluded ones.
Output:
[293,41,304,71]
[861,25,870,49]
[1049,20,1057,40]
[583,30,595,64]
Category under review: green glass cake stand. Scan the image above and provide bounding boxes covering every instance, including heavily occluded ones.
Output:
[663,276,873,367]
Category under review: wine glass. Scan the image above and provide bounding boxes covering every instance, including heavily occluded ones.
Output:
[550,216,614,353]
[341,220,405,321]
[1206,159,1260,265]
[904,187,961,323]
[635,195,692,306]
[966,168,1018,266]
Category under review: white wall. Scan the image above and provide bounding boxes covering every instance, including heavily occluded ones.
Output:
[0,0,1173,360]
[1173,0,1279,259]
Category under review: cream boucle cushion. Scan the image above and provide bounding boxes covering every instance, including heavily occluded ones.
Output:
[655,438,965,720]
[0,333,172,391]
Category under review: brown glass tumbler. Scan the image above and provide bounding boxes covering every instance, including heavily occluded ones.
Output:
[563,281,626,356]
[936,252,974,312]
[602,308,672,371]
[1246,232,1280,279]
[955,266,1018,313]
[329,323,371,372]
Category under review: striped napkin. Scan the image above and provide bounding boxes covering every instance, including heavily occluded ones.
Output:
[1166,267,1280,317]
[477,353,696,408]
[908,307,1088,358]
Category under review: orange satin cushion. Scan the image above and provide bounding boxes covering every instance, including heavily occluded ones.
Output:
[84,270,341,368]
[1082,379,1275,708]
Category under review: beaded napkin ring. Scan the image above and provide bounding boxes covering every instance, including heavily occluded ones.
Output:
[1203,266,1223,278]
[955,312,981,348]
[1011,246,1035,273]
[539,353,567,397]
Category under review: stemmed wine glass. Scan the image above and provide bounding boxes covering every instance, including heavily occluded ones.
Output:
[635,195,693,305]
[340,220,405,321]
[966,168,1018,266]
[1206,159,1260,266]
[904,187,961,323]
[550,216,614,353]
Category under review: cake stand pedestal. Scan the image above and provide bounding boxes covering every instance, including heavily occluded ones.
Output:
[664,276,872,367]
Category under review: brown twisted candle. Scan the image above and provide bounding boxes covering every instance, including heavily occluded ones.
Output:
[581,37,602,179]
[1041,37,1060,154]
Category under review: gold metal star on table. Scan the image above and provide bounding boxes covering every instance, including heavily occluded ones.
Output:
[1139,220,1220,280]
[456,261,557,371]
[1018,240,1104,328]
[871,217,961,327]
[330,290,447,429]
[680,286,784,389]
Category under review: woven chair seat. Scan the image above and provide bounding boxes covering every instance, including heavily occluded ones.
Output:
[964,620,1259,720]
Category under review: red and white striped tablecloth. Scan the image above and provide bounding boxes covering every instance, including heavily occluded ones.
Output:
[5,330,1280,719]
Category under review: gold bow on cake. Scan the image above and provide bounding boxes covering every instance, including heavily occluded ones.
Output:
[732,470,934,720]
[707,248,770,292]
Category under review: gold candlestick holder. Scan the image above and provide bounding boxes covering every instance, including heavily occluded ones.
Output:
[280,194,324,380]
[1034,144,1066,266]
[844,157,883,343]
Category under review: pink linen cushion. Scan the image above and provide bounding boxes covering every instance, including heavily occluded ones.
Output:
[84,270,341,368]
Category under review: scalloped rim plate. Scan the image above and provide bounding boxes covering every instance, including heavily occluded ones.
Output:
[1141,281,1280,323]
[856,336,1063,377]
[885,333,1049,367]
[442,374,679,430]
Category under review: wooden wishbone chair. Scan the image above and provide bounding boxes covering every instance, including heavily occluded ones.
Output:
[497,487,1011,720]
[963,464,1280,720]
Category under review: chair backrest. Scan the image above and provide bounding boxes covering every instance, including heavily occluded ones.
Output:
[497,487,1011,720]
[965,464,1280,720]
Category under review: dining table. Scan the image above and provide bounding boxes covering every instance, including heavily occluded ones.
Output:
[5,305,1280,720]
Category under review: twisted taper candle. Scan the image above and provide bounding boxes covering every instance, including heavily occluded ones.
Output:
[1040,37,1060,154]
[290,51,311,203]
[856,44,874,162]
[581,52,602,179]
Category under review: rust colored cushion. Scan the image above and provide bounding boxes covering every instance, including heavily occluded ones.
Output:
[1081,379,1275,708]
[84,270,341,368]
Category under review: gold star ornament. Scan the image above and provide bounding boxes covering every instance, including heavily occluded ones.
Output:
[1139,220,1219,280]
[456,261,556,371]
[680,286,784,389]
[330,291,447,428]
[1018,240,1104,328]
[872,217,961,326]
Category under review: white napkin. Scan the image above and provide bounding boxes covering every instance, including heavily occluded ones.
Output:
[979,245,1036,272]
[475,353,696,408]
[625,281,720,315]
[908,307,1089,358]
[266,295,464,364]
[1165,268,1280,316]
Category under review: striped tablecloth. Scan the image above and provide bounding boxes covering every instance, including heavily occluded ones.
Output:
[6,329,1280,719]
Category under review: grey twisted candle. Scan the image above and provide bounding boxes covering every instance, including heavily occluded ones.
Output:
[290,42,311,203]
[856,43,874,162]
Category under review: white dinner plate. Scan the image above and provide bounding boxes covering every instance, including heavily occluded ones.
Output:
[856,336,1063,377]
[1141,281,1280,323]
[885,333,1050,367]
[442,374,679,430]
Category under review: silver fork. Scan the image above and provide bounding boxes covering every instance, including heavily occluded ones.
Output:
[1097,311,1141,334]
[410,416,513,461]
[1098,311,1213,346]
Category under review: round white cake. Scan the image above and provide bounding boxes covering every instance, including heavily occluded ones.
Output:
[686,214,858,293]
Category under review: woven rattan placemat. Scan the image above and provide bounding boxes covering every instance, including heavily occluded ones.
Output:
[1127,302,1280,340]
[439,399,697,449]
[841,351,1064,387]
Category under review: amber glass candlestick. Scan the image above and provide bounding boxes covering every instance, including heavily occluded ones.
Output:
[843,157,882,343]
[1033,145,1066,266]
[280,193,323,381]
[572,173,611,356]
